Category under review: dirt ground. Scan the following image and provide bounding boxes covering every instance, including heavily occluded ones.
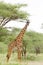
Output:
[11,61,43,65]
[21,61,43,65]
[1,60,43,65]
[28,61,43,65]
[17,61,43,65]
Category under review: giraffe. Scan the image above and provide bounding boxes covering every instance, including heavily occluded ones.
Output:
[6,20,30,62]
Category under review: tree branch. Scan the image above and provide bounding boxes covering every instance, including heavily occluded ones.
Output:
[0,17,11,27]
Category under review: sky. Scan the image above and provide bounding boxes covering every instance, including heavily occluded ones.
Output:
[0,0,43,33]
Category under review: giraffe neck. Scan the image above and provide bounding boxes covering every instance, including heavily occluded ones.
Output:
[16,23,29,40]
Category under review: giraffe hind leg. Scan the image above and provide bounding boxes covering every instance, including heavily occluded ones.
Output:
[6,49,12,62]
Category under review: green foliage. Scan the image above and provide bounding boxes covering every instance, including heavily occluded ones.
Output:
[0,42,7,53]
[0,28,43,53]
[0,27,8,41]
[26,55,35,61]
[0,2,28,19]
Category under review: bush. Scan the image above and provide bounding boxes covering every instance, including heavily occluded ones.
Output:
[26,54,36,61]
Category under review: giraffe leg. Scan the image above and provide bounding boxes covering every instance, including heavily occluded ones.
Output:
[18,50,21,60]
[17,47,22,61]
[6,49,12,62]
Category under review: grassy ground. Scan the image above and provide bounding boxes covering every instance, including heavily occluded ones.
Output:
[0,53,43,65]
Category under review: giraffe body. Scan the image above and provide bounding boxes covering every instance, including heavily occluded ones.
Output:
[6,20,30,61]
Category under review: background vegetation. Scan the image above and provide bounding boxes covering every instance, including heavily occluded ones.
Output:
[0,28,43,53]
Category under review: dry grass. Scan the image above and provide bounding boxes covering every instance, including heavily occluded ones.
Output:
[0,53,43,65]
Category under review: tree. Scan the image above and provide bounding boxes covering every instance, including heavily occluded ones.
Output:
[35,46,40,55]
[0,27,8,41]
[0,2,29,27]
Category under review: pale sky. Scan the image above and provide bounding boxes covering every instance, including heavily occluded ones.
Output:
[0,0,43,33]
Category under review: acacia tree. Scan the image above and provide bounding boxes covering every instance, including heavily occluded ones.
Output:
[0,2,29,27]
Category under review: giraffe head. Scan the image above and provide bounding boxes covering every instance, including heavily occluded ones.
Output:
[26,20,30,25]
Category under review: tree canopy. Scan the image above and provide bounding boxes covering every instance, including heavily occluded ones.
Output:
[0,2,29,26]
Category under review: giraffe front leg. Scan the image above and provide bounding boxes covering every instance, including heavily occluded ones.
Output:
[17,47,22,61]
[18,50,21,60]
